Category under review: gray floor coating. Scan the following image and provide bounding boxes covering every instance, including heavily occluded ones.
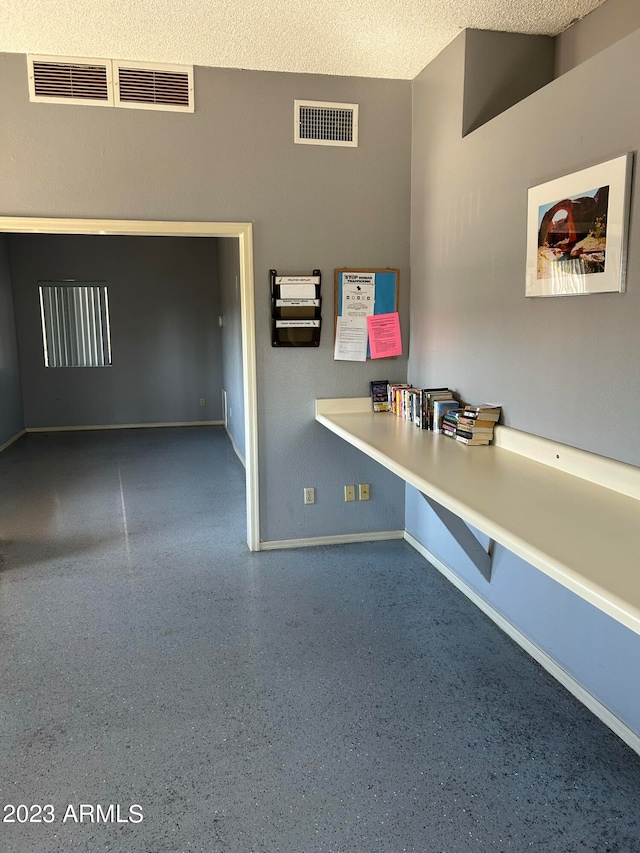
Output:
[0,427,639,853]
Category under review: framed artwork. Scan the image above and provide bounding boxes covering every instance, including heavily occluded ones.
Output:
[525,153,633,297]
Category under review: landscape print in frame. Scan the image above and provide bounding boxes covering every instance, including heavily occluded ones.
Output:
[526,153,632,296]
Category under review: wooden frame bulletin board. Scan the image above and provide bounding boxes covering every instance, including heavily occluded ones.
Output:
[334,268,399,358]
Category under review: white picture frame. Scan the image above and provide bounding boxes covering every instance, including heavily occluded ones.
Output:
[526,153,633,297]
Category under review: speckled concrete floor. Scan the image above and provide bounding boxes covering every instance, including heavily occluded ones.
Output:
[0,427,639,853]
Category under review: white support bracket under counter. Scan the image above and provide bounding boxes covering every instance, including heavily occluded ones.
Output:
[315,397,640,635]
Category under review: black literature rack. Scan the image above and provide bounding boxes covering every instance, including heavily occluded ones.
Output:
[270,269,322,347]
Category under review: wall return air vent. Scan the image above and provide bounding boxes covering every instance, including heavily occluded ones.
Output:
[28,56,193,113]
[114,61,193,112]
[294,100,359,147]
[28,56,113,106]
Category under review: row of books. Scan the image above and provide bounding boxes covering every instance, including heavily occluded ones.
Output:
[370,380,501,445]
[441,404,502,445]
[371,382,460,431]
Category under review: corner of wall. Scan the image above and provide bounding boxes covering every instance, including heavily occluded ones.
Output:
[554,0,640,78]
[462,30,555,137]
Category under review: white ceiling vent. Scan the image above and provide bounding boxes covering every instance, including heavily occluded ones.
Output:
[114,61,194,112]
[28,55,113,106]
[294,100,359,147]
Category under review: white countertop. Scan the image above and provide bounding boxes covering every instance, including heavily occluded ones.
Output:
[316,397,640,635]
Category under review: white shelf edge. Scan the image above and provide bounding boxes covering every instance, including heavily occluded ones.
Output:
[495,425,640,501]
[316,397,371,416]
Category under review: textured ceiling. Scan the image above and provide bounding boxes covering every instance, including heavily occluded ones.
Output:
[0,0,605,79]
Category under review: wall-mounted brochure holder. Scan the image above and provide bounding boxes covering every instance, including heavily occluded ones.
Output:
[271,269,322,347]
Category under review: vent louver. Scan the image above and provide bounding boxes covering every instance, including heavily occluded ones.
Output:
[114,62,193,112]
[294,100,359,147]
[29,56,112,106]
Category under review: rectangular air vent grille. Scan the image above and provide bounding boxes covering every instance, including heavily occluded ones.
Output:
[28,56,194,112]
[29,57,112,106]
[115,62,194,112]
[295,100,358,147]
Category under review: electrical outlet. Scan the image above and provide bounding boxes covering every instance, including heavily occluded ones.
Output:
[359,483,370,501]
[304,487,315,505]
[344,484,356,502]
[199,397,206,407]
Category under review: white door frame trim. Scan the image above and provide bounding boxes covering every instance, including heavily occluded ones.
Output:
[0,216,260,551]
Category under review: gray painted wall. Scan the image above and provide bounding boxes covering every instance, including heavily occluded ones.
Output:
[462,31,554,136]
[0,57,411,542]
[412,28,640,466]
[218,237,245,462]
[9,234,223,427]
[0,234,24,446]
[556,0,640,76]
[409,29,640,735]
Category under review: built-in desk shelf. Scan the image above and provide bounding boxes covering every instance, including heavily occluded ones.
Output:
[316,397,640,636]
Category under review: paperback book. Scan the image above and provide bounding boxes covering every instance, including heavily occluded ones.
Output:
[432,400,459,434]
[370,379,390,413]
[456,434,492,446]
[461,404,501,422]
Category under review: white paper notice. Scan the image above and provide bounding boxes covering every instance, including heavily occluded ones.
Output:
[334,316,368,362]
[278,283,318,299]
[342,272,375,318]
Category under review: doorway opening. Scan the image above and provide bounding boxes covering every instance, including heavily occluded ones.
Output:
[0,216,259,551]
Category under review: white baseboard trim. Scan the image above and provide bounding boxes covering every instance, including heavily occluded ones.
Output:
[25,421,224,433]
[0,429,26,454]
[260,530,405,551]
[404,530,640,757]
[225,427,246,468]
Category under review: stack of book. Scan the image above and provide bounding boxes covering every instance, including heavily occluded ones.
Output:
[388,383,418,423]
[388,383,409,417]
[422,389,458,431]
[442,404,502,445]
[383,384,458,430]
[372,383,465,432]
